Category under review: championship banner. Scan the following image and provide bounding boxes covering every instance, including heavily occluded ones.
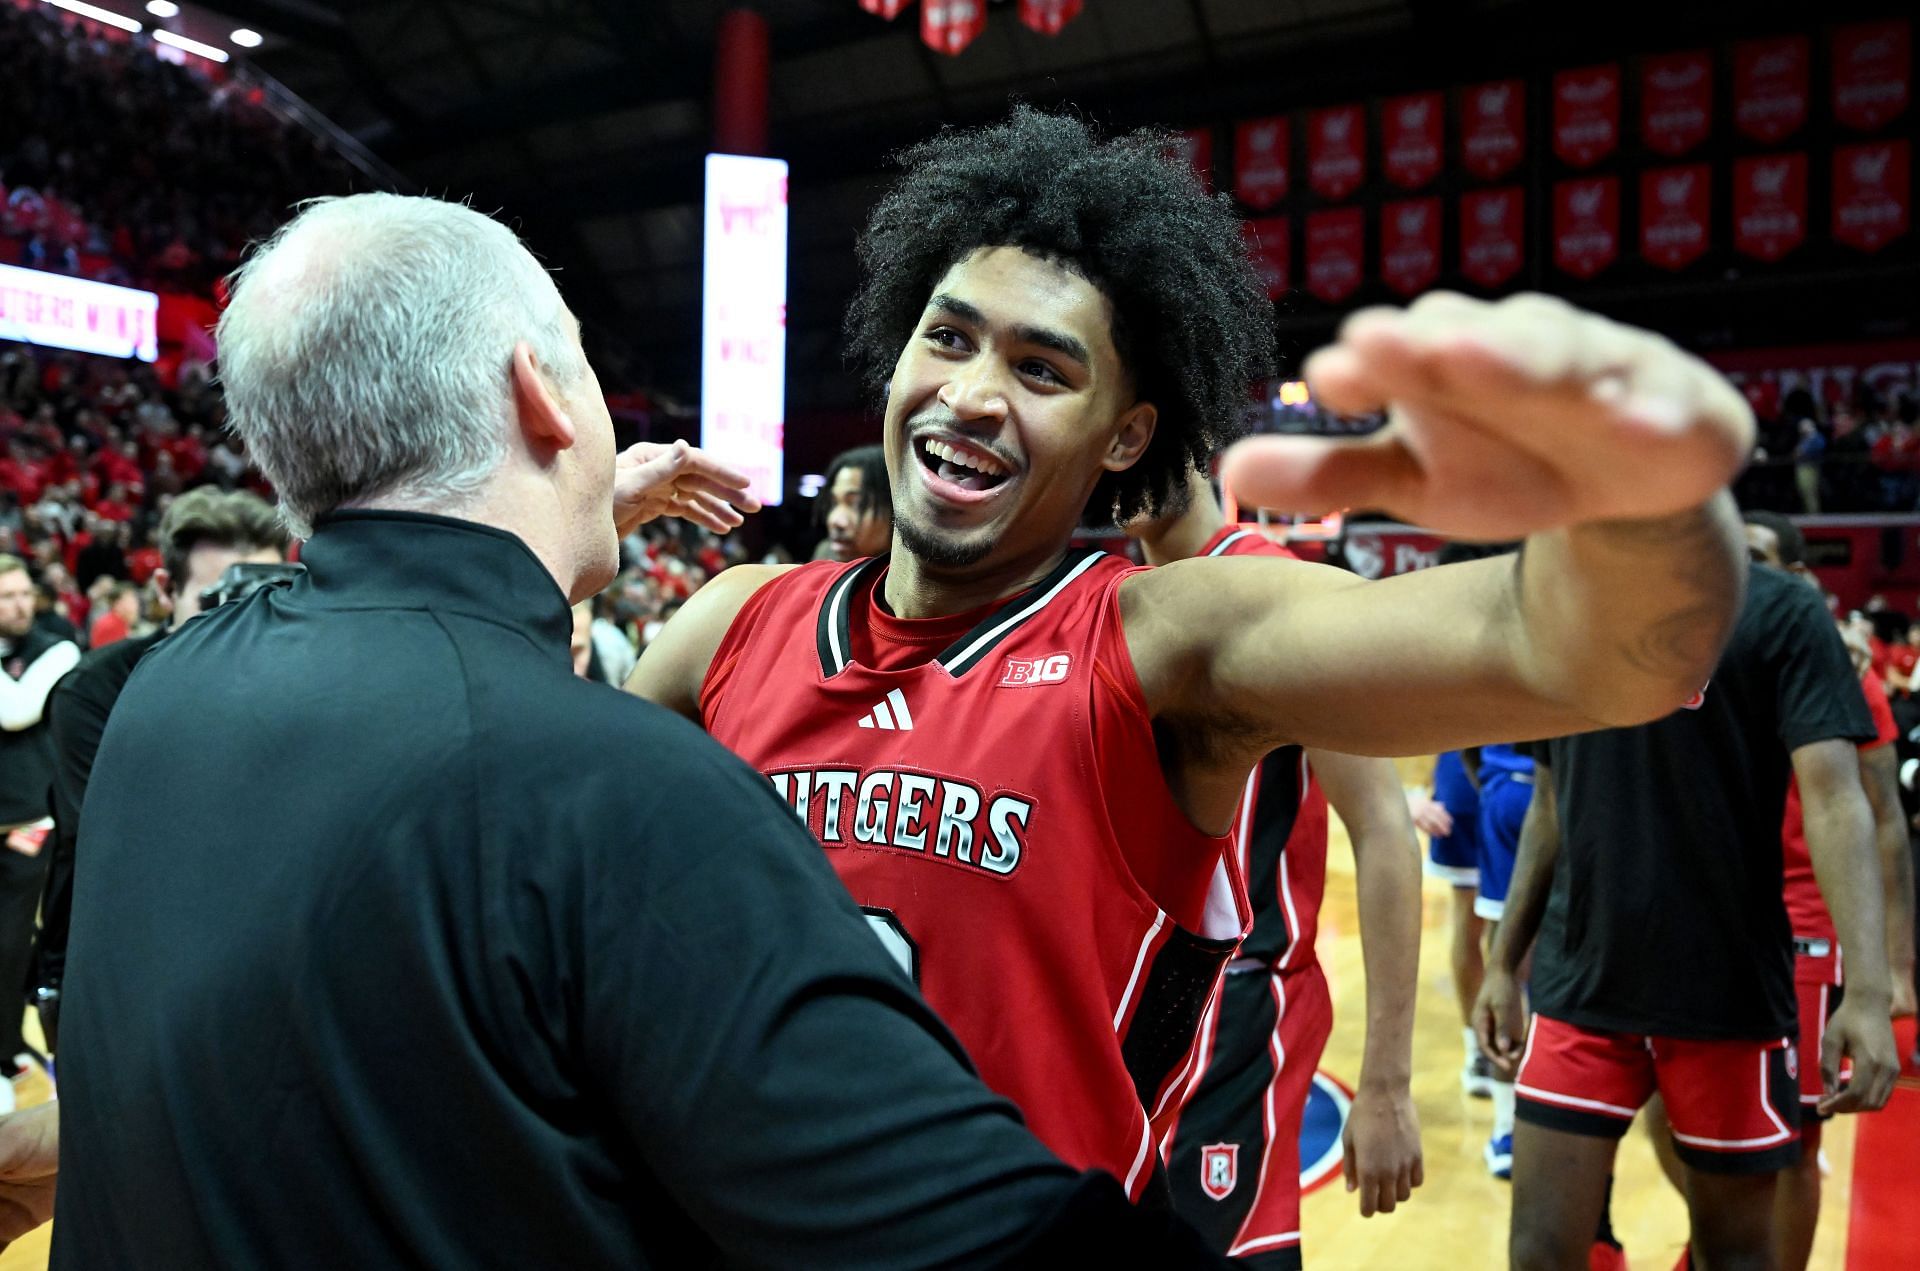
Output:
[0,263,158,361]
[921,0,985,56]
[1177,127,1214,191]
[1553,175,1620,279]
[1459,187,1524,289]
[1639,163,1711,271]
[1304,208,1365,304]
[1832,139,1911,253]
[1233,116,1291,209]
[1241,217,1291,300]
[1732,152,1807,262]
[1017,0,1083,36]
[1732,35,1809,143]
[1380,197,1441,297]
[1460,78,1524,181]
[1552,64,1620,168]
[1640,50,1712,156]
[1381,92,1443,190]
[1832,19,1911,132]
[1306,105,1366,201]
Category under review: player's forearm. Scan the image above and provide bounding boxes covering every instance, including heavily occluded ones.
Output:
[1488,775,1558,974]
[1863,746,1916,976]
[1352,827,1420,1092]
[1511,494,1744,730]
[1805,788,1893,1004]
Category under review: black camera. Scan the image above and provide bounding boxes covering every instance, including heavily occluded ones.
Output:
[197,561,306,613]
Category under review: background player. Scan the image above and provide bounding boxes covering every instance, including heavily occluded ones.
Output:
[1475,554,1899,1270]
[818,443,894,563]
[632,107,1755,1206]
[1133,468,1423,1265]
[1410,749,1490,1100]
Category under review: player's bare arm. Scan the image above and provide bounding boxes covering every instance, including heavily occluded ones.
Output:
[1311,749,1423,1218]
[1474,761,1557,1073]
[1858,741,1917,1018]
[1126,293,1751,776]
[1794,738,1900,1113]
[624,565,791,721]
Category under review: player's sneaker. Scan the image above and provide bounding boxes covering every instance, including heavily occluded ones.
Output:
[1462,1052,1495,1098]
[1485,1131,1513,1179]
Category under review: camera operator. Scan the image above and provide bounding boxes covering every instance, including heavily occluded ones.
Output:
[29,489,286,1052]
[0,557,78,1103]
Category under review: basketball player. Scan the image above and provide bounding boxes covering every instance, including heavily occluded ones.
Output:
[1635,510,1914,1271]
[1131,469,1422,1263]
[631,108,1755,1216]
[1412,750,1491,1098]
[820,444,894,562]
[1474,552,1899,1269]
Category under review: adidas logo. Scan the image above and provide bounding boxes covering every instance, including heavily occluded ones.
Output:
[857,688,915,731]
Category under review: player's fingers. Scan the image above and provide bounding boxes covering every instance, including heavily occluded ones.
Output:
[679,474,764,510]
[684,493,745,533]
[1410,1153,1426,1190]
[1220,432,1422,522]
[1820,1031,1843,1101]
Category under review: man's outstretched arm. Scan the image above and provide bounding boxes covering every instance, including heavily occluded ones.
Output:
[1128,293,1750,759]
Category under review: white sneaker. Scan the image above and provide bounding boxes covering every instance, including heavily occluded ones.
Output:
[1462,1053,1495,1099]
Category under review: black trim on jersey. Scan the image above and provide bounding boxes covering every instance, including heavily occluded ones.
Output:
[1238,747,1308,967]
[1207,529,1256,557]
[1119,923,1241,1114]
[938,548,1109,677]
[815,557,887,678]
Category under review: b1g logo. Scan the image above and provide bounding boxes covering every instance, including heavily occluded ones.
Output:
[1200,1143,1239,1200]
[999,653,1071,687]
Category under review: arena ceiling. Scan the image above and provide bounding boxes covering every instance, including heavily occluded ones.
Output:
[192,0,1873,412]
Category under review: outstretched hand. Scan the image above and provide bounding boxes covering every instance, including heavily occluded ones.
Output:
[1220,292,1755,539]
[0,1102,57,1251]
[614,441,762,537]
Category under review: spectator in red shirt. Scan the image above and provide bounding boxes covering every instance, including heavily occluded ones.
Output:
[90,484,135,524]
[86,582,139,649]
[1885,624,1920,698]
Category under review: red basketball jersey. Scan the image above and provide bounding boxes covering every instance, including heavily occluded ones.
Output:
[1780,672,1896,951]
[1206,526,1329,972]
[703,549,1249,1198]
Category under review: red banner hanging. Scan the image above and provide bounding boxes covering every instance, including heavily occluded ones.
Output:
[1177,128,1214,190]
[1833,139,1911,252]
[1732,153,1807,263]
[1241,218,1291,300]
[1459,187,1524,289]
[1233,116,1290,209]
[859,0,911,18]
[1639,163,1711,271]
[1460,79,1525,181]
[922,0,985,56]
[1381,92,1443,190]
[1304,208,1365,304]
[1732,36,1809,143]
[1306,105,1366,201]
[1018,0,1083,36]
[1640,50,1712,156]
[1553,176,1619,279]
[1380,197,1442,296]
[1552,64,1621,168]
[1832,19,1911,132]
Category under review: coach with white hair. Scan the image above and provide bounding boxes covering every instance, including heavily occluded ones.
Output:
[31,194,1236,1268]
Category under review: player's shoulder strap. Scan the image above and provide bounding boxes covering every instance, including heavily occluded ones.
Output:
[814,547,1112,679]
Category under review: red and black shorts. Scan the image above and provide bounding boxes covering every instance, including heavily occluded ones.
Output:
[1793,939,1847,1119]
[1515,1013,1800,1175]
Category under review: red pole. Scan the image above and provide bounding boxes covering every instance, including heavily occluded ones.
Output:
[712,7,770,157]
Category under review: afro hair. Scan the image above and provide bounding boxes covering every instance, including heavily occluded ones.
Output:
[844,106,1276,527]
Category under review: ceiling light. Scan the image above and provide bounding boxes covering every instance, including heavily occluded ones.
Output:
[230,28,261,48]
[43,1,142,34]
[145,0,178,17]
[153,28,228,62]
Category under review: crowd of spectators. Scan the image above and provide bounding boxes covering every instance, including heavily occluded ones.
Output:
[0,0,357,294]
[1740,385,1920,516]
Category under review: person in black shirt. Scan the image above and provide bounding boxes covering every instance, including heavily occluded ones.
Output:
[27,487,287,1052]
[1475,563,1899,1270]
[40,193,1239,1269]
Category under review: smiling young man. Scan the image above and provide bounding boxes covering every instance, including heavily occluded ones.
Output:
[630,108,1758,1239]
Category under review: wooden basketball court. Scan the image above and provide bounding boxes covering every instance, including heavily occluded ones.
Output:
[0,786,1886,1269]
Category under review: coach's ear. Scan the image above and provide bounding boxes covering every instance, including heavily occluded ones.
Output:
[1103,401,1157,474]
[510,341,577,453]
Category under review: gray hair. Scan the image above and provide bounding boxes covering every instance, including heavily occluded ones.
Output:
[216,194,589,536]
